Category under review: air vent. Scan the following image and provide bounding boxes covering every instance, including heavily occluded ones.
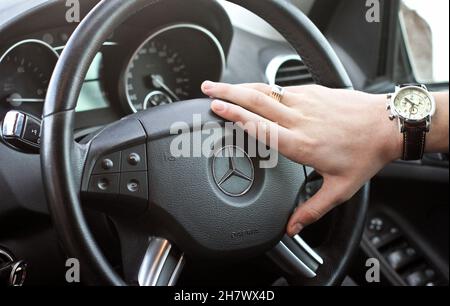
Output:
[266,55,315,86]
[274,59,314,86]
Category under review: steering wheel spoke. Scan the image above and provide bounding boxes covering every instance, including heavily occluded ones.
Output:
[268,235,323,279]
[110,217,186,286]
[80,117,150,216]
[138,237,185,286]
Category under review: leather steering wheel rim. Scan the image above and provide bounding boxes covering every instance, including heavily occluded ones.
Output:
[41,0,368,286]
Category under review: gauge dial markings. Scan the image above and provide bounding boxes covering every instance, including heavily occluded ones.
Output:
[125,39,191,112]
[0,39,58,118]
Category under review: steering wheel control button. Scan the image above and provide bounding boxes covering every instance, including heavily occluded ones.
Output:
[89,174,120,195]
[127,180,140,193]
[93,152,121,174]
[120,171,148,201]
[121,144,147,172]
[128,153,141,166]
[101,159,114,171]
[97,178,110,191]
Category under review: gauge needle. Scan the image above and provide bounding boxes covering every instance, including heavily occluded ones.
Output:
[151,74,180,101]
[7,98,45,103]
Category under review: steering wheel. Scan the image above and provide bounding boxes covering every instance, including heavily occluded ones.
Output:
[41,0,368,286]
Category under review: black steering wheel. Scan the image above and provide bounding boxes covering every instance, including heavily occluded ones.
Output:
[41,0,368,286]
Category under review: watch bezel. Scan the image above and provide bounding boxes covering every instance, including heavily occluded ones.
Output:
[389,85,436,123]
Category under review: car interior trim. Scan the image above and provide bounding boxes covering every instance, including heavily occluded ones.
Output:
[265,53,303,85]
[0,38,59,63]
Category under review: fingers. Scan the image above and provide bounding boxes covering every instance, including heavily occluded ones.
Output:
[239,83,272,95]
[286,179,349,236]
[202,81,296,128]
[239,83,306,107]
[210,100,294,152]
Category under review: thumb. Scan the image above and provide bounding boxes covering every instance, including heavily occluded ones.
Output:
[287,179,344,236]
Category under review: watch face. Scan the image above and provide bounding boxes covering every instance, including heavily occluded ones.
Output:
[393,87,434,121]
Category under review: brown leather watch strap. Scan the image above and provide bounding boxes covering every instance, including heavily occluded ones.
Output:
[402,121,427,161]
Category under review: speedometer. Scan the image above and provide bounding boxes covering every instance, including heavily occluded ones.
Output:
[125,40,191,112]
[123,24,226,113]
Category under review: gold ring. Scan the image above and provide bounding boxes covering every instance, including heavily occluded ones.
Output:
[269,85,285,103]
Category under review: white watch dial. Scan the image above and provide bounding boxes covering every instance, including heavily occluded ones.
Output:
[393,87,433,120]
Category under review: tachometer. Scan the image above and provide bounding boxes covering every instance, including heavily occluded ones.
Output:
[0,39,58,119]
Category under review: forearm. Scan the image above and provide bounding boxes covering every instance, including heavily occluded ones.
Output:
[426,92,449,153]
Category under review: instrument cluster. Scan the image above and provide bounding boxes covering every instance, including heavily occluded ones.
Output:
[0,39,58,119]
[0,22,227,124]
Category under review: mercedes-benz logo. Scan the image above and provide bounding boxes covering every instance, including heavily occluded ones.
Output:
[212,146,254,197]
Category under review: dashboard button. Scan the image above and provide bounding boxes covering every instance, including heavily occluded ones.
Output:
[89,174,120,195]
[122,144,147,172]
[371,236,381,245]
[386,250,406,270]
[390,227,399,234]
[385,247,418,270]
[405,270,427,286]
[93,152,121,174]
[406,247,417,257]
[425,268,436,279]
[369,218,384,232]
[22,116,41,145]
[120,171,148,201]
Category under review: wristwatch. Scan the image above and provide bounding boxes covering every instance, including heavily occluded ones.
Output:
[387,84,436,161]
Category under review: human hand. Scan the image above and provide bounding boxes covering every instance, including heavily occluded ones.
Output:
[201,82,402,236]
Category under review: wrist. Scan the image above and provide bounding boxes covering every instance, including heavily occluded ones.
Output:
[425,93,449,153]
[374,93,404,162]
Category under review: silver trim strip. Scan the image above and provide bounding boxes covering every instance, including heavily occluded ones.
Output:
[2,111,24,138]
[138,238,172,286]
[124,23,227,113]
[265,54,303,85]
[167,254,185,286]
[276,242,317,278]
[0,248,14,262]
[293,235,324,265]
[0,39,59,64]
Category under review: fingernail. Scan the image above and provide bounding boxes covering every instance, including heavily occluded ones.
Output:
[211,100,227,113]
[290,223,304,236]
[202,81,215,91]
